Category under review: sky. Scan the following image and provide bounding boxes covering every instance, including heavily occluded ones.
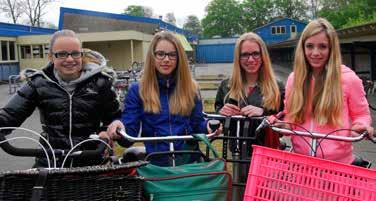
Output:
[29,0,212,28]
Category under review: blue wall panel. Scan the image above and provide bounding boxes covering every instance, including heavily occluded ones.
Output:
[196,44,235,63]
[0,62,20,81]
[255,18,306,44]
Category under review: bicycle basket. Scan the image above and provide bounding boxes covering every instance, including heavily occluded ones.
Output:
[244,145,376,201]
[0,161,147,201]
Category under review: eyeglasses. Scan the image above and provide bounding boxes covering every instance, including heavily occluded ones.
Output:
[154,51,178,60]
[240,51,261,60]
[53,51,83,59]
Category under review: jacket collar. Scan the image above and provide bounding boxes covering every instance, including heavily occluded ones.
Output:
[157,71,177,89]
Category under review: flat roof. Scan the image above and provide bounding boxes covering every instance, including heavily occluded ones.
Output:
[0,22,56,37]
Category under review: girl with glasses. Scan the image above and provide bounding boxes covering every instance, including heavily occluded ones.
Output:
[108,31,221,166]
[215,32,284,148]
[0,29,121,167]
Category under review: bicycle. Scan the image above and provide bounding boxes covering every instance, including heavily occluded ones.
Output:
[116,121,233,201]
[0,127,145,201]
[360,76,376,111]
[243,118,376,201]
[204,113,267,201]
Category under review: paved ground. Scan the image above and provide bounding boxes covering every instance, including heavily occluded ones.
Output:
[0,63,375,172]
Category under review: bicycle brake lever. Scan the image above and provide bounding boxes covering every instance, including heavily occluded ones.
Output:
[255,118,270,135]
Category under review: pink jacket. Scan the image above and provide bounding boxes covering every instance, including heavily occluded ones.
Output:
[284,65,371,164]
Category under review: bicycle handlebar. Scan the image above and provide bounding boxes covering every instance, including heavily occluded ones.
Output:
[116,129,217,142]
[257,118,376,143]
[203,112,264,121]
[0,134,109,159]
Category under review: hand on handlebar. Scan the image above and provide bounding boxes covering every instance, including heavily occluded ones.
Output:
[219,104,241,116]
[107,120,125,140]
[266,112,289,129]
[207,120,223,136]
[240,105,264,117]
[351,124,374,138]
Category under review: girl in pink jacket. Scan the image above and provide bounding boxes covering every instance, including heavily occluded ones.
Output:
[283,18,373,164]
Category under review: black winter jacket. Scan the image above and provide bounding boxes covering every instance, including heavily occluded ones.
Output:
[214,78,285,150]
[0,63,121,167]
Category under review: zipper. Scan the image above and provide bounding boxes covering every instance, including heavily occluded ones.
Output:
[68,92,75,149]
[41,71,76,165]
[167,79,173,137]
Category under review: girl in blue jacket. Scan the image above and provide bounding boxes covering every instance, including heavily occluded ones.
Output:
[108,31,216,166]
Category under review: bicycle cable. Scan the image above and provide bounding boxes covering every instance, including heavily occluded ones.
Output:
[0,127,57,168]
[61,138,113,168]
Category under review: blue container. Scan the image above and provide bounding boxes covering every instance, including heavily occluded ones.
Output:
[196,44,235,63]
[0,62,20,81]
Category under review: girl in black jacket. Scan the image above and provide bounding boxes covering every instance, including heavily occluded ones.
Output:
[0,30,121,167]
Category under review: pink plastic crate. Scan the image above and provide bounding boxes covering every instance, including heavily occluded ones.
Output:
[244,145,376,201]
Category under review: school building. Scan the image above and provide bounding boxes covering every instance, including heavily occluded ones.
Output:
[0,7,197,81]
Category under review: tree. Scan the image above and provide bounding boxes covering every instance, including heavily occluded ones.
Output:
[183,15,203,35]
[123,5,153,17]
[0,0,24,24]
[318,0,376,28]
[202,0,243,38]
[21,0,55,27]
[164,12,176,25]
[274,0,308,21]
[241,0,275,31]
[0,0,55,27]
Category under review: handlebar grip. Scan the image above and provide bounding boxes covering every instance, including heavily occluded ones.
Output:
[208,119,220,132]
[0,134,61,157]
[74,138,109,159]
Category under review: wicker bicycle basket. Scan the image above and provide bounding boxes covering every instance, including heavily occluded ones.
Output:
[0,161,147,201]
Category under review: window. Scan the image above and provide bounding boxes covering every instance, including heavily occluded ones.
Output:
[20,45,32,59]
[9,41,15,60]
[271,26,286,35]
[44,45,49,57]
[1,41,8,61]
[291,25,296,33]
[32,45,43,58]
[281,26,285,33]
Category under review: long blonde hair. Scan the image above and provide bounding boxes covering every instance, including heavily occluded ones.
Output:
[139,31,198,116]
[287,18,343,126]
[227,32,280,111]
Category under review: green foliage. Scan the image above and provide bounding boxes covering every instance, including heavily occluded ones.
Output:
[274,0,308,21]
[201,0,243,38]
[183,15,203,35]
[123,5,153,18]
[241,0,275,31]
[201,0,376,36]
[318,0,376,28]
[124,5,144,17]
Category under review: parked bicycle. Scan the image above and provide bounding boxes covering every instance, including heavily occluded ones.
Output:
[113,62,143,107]
[244,118,376,200]
[0,127,145,201]
[360,76,376,111]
